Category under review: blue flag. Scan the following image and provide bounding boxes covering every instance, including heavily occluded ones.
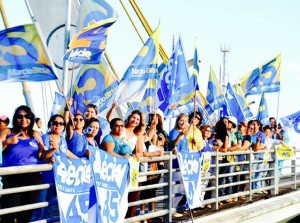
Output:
[280,111,300,134]
[256,92,269,126]
[72,56,119,114]
[51,92,65,116]
[157,36,190,115]
[225,83,246,123]
[113,25,160,105]
[0,23,58,82]
[239,54,281,96]
[169,44,200,109]
[235,84,253,119]
[63,18,117,64]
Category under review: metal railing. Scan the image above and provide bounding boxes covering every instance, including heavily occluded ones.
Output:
[0,147,299,223]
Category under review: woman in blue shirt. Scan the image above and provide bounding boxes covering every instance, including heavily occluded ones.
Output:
[0,105,47,223]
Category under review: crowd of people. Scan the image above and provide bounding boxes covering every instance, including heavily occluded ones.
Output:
[0,101,290,223]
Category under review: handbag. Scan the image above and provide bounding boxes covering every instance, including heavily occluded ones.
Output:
[147,162,160,181]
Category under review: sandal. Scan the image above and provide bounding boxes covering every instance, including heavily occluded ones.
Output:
[241,195,246,200]
[206,204,212,209]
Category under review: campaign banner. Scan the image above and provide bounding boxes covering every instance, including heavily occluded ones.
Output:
[90,148,130,223]
[275,144,295,160]
[177,151,202,209]
[53,155,92,223]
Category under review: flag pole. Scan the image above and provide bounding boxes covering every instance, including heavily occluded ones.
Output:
[0,0,36,113]
[62,0,72,96]
[128,0,169,62]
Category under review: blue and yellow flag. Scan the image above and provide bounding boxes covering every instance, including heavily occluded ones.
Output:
[72,56,119,113]
[225,83,246,123]
[159,36,190,114]
[77,0,118,32]
[206,66,229,117]
[239,54,281,96]
[0,23,58,82]
[63,18,117,64]
[235,84,253,119]
[170,44,200,109]
[113,25,160,105]
[257,91,269,126]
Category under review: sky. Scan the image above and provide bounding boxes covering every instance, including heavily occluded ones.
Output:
[0,0,300,130]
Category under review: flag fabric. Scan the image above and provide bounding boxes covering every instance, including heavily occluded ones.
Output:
[239,54,281,96]
[72,56,119,114]
[51,92,65,116]
[156,36,190,115]
[63,18,117,64]
[235,84,253,119]
[169,44,200,108]
[89,147,130,223]
[53,155,92,223]
[280,111,300,147]
[177,151,203,209]
[113,25,160,105]
[77,0,118,32]
[225,83,246,123]
[0,23,58,82]
[256,91,269,126]
[206,66,230,117]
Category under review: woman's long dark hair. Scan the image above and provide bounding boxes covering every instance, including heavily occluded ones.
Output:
[12,105,35,137]
[214,120,228,143]
[124,110,145,134]
[148,114,163,133]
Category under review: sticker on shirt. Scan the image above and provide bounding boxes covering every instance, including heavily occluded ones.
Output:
[29,140,38,148]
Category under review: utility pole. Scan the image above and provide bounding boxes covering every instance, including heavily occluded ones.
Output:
[220,44,230,92]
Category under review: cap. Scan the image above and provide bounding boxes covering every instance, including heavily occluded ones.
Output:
[0,115,9,125]
[227,116,237,128]
[149,109,164,121]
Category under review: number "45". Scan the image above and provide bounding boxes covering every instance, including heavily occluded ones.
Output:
[103,190,119,222]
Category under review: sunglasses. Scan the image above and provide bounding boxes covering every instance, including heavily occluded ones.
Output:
[52,121,64,126]
[74,118,84,122]
[114,124,124,128]
[17,114,31,120]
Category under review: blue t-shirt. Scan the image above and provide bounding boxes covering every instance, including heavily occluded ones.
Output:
[169,128,188,152]
[72,133,98,158]
[67,131,84,153]
[251,131,266,159]
[2,136,41,167]
[101,135,132,155]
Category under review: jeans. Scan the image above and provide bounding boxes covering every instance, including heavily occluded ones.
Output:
[218,158,229,197]
[252,155,266,190]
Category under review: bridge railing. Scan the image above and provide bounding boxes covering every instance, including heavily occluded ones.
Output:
[0,147,299,223]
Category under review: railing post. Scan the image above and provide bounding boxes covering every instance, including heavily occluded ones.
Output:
[274,148,279,194]
[269,148,276,195]
[249,150,253,200]
[291,147,296,190]
[163,152,173,223]
[212,151,219,209]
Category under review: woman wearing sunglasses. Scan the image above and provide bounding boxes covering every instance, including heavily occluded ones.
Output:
[32,114,77,221]
[66,113,85,154]
[101,118,132,158]
[0,105,47,223]
[73,117,101,157]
